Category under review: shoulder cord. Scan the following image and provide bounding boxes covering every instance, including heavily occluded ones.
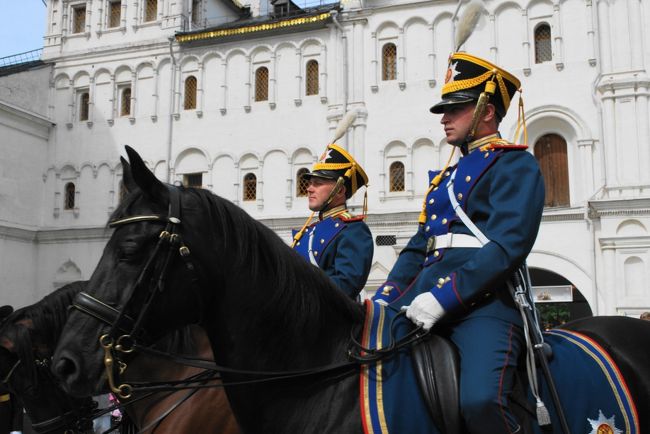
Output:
[446,168,551,425]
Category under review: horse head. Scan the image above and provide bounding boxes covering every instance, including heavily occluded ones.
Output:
[52,146,363,402]
[52,146,216,396]
[0,285,97,433]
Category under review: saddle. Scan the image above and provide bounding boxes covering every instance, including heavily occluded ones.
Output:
[411,333,537,434]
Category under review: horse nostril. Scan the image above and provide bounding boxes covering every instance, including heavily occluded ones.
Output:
[54,356,77,379]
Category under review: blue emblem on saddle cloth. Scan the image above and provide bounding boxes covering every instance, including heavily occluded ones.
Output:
[539,329,639,434]
[359,301,439,434]
[291,218,345,266]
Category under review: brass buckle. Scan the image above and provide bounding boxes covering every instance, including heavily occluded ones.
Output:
[100,334,133,399]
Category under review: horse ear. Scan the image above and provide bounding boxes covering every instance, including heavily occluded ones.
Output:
[0,306,13,321]
[120,157,137,193]
[124,146,168,203]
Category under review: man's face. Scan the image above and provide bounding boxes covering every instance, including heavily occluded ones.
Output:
[307,177,337,211]
[440,102,475,145]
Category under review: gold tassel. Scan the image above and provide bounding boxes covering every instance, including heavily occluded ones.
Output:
[513,91,527,145]
[418,147,457,224]
[467,79,496,143]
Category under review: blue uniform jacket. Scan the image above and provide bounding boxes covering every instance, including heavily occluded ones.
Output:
[373,144,544,323]
[293,210,374,299]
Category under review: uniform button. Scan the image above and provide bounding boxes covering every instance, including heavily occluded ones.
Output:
[484,293,492,298]
[444,171,450,177]
[470,302,476,307]
[438,278,445,285]
[457,193,463,200]
[434,251,440,257]
[425,225,430,232]
[433,186,439,191]
[425,256,429,261]
[335,223,340,227]
[431,214,437,221]
[296,242,300,246]
[465,175,471,182]
[484,152,489,159]
[320,239,325,244]
[429,198,434,204]
[314,251,318,256]
[441,218,448,224]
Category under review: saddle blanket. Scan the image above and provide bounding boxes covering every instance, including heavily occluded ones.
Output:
[360,301,639,434]
[541,329,639,434]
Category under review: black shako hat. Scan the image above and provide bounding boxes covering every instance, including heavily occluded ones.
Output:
[302,144,369,199]
[430,52,521,118]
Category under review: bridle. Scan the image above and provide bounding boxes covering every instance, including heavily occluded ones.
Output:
[70,185,199,399]
[2,351,97,434]
[69,184,429,402]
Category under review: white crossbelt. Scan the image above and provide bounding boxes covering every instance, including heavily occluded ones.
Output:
[429,233,482,250]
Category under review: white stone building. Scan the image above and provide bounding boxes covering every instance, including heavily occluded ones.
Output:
[0,0,648,320]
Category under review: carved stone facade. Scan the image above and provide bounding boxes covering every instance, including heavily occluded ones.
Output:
[0,0,648,317]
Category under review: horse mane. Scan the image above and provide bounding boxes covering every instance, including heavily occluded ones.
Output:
[111,187,364,351]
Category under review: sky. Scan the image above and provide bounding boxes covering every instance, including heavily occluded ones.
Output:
[0,0,47,59]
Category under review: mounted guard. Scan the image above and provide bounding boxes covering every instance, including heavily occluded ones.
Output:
[291,112,374,300]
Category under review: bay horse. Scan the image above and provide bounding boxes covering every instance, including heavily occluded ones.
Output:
[0,281,239,434]
[52,146,650,433]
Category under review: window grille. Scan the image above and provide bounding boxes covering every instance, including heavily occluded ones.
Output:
[108,1,121,28]
[73,6,86,33]
[120,87,131,116]
[296,168,309,197]
[305,60,319,96]
[144,0,157,22]
[534,24,552,63]
[243,173,257,201]
[389,161,405,192]
[255,67,269,102]
[79,92,89,121]
[184,76,197,110]
[183,173,203,188]
[534,133,570,207]
[382,43,397,81]
[64,183,76,210]
[375,235,397,246]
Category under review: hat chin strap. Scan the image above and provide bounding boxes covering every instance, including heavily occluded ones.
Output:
[319,176,346,213]
[465,79,497,145]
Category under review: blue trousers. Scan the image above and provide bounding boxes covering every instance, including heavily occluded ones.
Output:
[447,316,524,434]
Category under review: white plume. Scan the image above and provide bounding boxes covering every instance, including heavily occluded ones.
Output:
[331,110,358,143]
[455,0,485,51]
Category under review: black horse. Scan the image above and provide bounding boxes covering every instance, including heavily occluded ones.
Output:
[0,281,97,433]
[52,147,650,433]
[0,281,240,434]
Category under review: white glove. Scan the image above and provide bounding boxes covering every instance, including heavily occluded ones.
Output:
[402,292,445,331]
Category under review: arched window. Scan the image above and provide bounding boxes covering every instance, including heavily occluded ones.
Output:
[191,0,201,25]
[108,0,121,28]
[382,43,397,81]
[255,67,269,102]
[534,133,570,207]
[296,168,309,197]
[79,92,89,121]
[144,0,157,22]
[534,23,552,64]
[120,87,131,116]
[305,60,319,96]
[64,182,76,210]
[72,5,86,33]
[184,76,197,110]
[389,161,405,192]
[243,173,257,201]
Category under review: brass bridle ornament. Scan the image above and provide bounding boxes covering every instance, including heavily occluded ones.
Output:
[70,186,196,399]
